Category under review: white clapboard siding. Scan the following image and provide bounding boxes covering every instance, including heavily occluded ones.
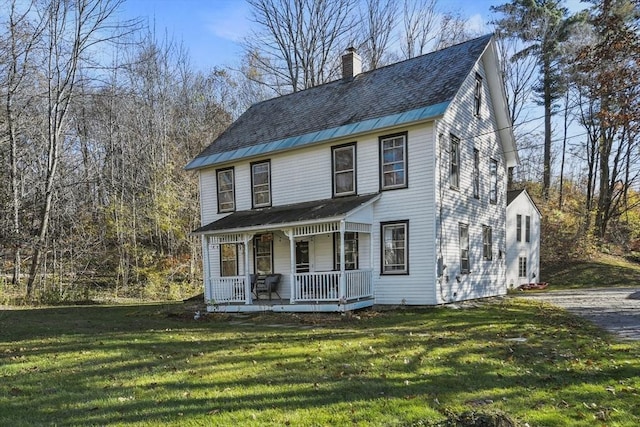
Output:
[506,191,541,288]
[434,58,508,303]
[313,234,334,272]
[196,43,513,308]
[369,123,438,305]
[199,169,218,225]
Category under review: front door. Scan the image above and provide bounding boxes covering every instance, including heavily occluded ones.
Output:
[296,240,310,273]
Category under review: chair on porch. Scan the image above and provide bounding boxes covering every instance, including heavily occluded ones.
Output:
[252,273,282,300]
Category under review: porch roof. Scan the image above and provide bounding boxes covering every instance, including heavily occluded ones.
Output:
[193,193,380,235]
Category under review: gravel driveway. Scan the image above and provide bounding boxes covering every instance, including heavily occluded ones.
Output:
[519,287,640,341]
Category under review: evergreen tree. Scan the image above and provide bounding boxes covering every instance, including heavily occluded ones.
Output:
[491,0,572,199]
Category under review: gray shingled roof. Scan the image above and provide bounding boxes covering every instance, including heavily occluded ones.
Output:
[188,35,493,169]
[193,193,379,234]
[507,189,525,206]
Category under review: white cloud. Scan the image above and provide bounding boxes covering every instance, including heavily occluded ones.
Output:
[467,13,487,34]
[203,1,252,42]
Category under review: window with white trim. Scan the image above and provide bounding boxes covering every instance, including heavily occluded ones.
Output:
[525,216,531,243]
[459,223,470,273]
[254,234,273,275]
[450,135,460,189]
[483,225,492,260]
[251,161,271,208]
[216,167,235,212]
[220,243,238,277]
[516,214,522,242]
[474,74,482,117]
[518,257,527,278]
[489,158,498,204]
[380,133,407,190]
[334,232,358,270]
[473,148,480,199]
[381,221,408,274]
[332,143,356,196]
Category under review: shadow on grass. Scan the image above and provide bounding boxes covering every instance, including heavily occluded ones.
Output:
[1,302,639,426]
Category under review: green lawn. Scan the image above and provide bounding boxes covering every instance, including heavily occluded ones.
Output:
[542,254,640,290]
[1,299,638,426]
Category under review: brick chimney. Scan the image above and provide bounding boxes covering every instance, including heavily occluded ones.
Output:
[341,47,361,79]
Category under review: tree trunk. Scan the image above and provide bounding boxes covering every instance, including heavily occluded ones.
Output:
[542,55,552,200]
[558,90,570,210]
[26,126,59,298]
[595,128,612,239]
[8,90,21,286]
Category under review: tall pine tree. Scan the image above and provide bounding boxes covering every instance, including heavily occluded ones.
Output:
[491,0,572,199]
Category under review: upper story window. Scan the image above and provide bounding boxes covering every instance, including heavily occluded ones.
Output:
[473,148,480,199]
[516,214,522,242]
[525,215,531,243]
[381,221,408,274]
[483,225,492,260]
[459,223,470,273]
[450,135,460,190]
[216,167,235,213]
[474,73,483,117]
[380,133,407,190]
[489,158,498,204]
[251,160,271,208]
[332,143,356,197]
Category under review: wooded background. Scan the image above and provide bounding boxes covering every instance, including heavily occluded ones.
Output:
[1,0,639,303]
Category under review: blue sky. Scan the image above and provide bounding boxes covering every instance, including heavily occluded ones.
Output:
[119,0,252,70]
[118,0,583,71]
[119,0,588,71]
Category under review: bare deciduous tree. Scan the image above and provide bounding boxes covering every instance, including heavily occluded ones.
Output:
[0,0,45,286]
[494,34,537,127]
[401,0,439,59]
[435,12,479,49]
[244,0,355,94]
[358,0,397,70]
[574,0,640,239]
[25,0,127,297]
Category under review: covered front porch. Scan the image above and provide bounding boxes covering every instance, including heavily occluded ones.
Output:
[196,194,380,313]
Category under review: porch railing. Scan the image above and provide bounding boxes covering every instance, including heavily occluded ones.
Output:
[206,270,374,305]
[294,271,340,301]
[207,276,248,304]
[345,269,373,300]
[293,269,373,302]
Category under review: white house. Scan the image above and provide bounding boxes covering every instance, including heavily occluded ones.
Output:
[506,189,541,288]
[186,35,519,312]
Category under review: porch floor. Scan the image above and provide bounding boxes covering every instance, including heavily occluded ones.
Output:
[207,297,374,313]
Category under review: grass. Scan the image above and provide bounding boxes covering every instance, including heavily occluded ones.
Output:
[542,254,640,290]
[1,299,639,426]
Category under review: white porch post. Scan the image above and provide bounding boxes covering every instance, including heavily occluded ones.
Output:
[370,226,375,296]
[286,229,296,304]
[203,235,212,303]
[243,233,253,304]
[339,220,346,301]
